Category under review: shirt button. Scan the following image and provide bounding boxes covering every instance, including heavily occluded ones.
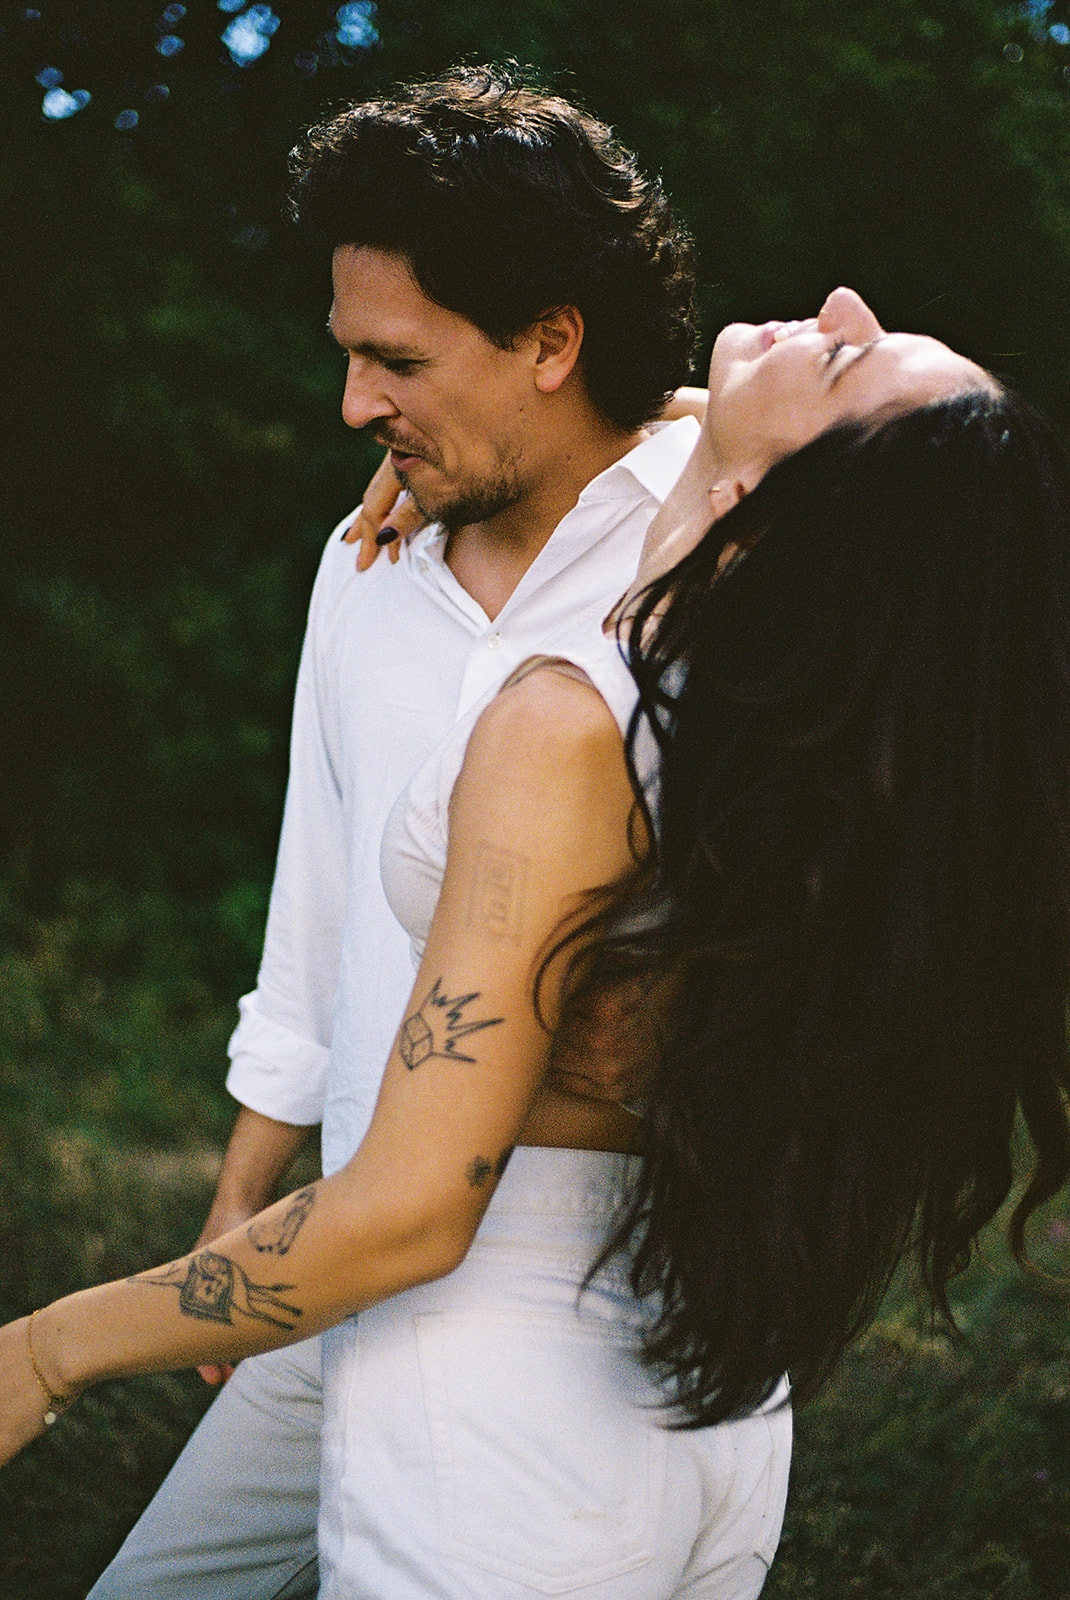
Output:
[486,631,502,650]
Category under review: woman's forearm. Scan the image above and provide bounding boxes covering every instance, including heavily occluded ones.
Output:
[32,1155,471,1399]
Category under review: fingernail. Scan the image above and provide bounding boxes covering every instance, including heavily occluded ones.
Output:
[376,526,399,546]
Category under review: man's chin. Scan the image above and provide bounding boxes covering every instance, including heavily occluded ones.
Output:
[389,464,522,532]
[434,486,524,533]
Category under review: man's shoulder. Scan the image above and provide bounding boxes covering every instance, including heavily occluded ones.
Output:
[619,416,701,496]
[311,510,422,609]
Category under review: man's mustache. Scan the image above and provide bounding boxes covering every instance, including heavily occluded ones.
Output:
[370,427,427,460]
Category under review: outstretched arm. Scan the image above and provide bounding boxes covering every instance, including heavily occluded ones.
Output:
[659,385,708,422]
[1,671,637,1462]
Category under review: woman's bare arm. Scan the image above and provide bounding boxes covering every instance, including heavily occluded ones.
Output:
[1,670,636,1460]
[345,388,710,572]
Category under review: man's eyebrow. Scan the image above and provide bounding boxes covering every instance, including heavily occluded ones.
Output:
[828,338,881,390]
[325,321,426,362]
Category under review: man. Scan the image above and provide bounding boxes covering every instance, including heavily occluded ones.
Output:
[90,65,698,1598]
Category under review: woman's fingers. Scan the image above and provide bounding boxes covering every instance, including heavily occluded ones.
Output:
[343,455,426,570]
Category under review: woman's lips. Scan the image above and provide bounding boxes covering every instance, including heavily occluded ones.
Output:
[758,321,785,352]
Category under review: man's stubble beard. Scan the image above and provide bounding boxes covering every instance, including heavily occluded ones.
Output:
[398,452,525,534]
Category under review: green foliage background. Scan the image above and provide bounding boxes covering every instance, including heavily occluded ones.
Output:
[3,0,1070,1048]
[1,0,1069,1592]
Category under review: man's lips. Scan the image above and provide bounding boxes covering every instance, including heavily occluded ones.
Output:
[376,433,426,465]
[381,444,430,477]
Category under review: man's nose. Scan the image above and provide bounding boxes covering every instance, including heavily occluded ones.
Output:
[817,286,884,345]
[341,358,398,431]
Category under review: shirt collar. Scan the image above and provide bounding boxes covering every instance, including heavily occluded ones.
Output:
[408,416,700,570]
[575,416,701,504]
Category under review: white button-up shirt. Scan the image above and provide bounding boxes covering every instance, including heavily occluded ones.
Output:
[225,418,699,1175]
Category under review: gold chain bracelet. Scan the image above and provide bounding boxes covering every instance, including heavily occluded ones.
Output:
[27,1309,73,1426]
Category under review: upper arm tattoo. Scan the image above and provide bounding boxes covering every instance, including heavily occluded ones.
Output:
[467,840,530,943]
[399,977,504,1069]
[135,1252,303,1331]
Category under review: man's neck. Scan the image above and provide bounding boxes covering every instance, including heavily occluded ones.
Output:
[445,425,647,621]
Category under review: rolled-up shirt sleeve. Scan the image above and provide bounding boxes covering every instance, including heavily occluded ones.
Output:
[226,990,332,1125]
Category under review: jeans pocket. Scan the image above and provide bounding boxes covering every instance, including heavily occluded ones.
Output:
[413,1309,667,1596]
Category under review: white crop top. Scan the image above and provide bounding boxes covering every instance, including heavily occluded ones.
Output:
[381,617,641,965]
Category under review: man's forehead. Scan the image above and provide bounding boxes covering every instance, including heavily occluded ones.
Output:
[327,304,429,359]
[332,240,419,284]
[329,244,477,351]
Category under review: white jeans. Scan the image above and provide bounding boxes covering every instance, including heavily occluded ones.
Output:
[87,1337,323,1600]
[318,1147,791,1599]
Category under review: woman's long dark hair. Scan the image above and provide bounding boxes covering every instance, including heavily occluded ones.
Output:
[568,388,1070,1426]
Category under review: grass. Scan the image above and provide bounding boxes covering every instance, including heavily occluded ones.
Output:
[766,1261,1070,1599]
[1,897,1069,1596]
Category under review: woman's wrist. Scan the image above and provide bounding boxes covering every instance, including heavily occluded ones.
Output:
[25,1306,79,1421]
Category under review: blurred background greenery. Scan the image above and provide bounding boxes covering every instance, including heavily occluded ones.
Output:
[1,0,1069,1592]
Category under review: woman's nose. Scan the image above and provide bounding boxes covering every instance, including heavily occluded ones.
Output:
[817,286,884,345]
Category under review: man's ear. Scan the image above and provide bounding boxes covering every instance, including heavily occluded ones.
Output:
[531,306,584,394]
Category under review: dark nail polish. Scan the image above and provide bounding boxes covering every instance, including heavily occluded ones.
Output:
[376,526,399,546]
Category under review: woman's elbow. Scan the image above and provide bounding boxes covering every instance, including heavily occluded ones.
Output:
[325,1154,486,1300]
[420,1215,477,1282]
[363,1193,480,1294]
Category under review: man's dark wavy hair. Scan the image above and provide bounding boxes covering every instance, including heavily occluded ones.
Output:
[557,387,1070,1426]
[287,64,695,432]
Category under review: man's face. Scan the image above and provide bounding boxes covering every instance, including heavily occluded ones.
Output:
[329,245,539,530]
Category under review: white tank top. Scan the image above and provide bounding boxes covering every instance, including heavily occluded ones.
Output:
[380,619,641,965]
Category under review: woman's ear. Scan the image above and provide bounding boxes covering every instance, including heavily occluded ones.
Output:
[531,307,584,394]
[708,472,758,521]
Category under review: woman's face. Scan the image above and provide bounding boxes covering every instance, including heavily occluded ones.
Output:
[624,289,995,606]
[705,287,991,481]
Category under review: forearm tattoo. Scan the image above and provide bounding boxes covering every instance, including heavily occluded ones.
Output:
[136,1252,303,1331]
[400,977,503,1069]
[466,1146,515,1189]
[248,1187,316,1256]
[467,841,530,943]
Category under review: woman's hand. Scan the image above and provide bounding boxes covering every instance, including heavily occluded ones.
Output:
[0,1315,70,1467]
[660,385,708,423]
[343,455,427,570]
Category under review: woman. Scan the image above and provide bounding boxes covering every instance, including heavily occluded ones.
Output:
[3,290,1067,1598]
[577,287,1070,1425]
